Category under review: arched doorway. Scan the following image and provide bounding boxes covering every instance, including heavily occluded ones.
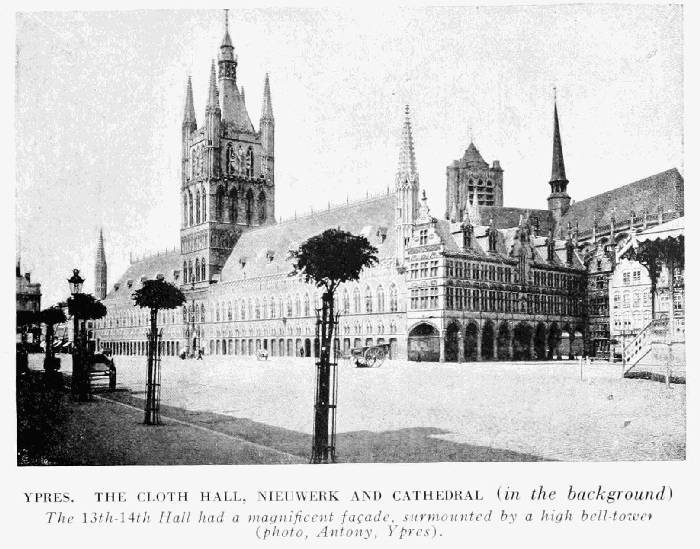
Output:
[534,322,547,360]
[287,339,294,356]
[304,338,311,357]
[444,322,460,362]
[408,323,439,362]
[562,324,573,359]
[481,321,495,360]
[548,323,561,359]
[496,322,510,360]
[464,322,479,361]
[513,322,532,360]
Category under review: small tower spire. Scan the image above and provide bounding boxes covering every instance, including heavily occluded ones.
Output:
[397,104,417,181]
[222,9,233,48]
[261,73,274,121]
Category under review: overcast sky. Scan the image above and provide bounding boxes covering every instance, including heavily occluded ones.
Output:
[14,6,683,305]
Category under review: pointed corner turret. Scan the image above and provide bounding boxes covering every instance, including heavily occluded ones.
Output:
[206,60,220,113]
[94,227,107,300]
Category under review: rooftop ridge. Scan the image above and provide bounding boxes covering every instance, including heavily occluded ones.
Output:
[272,191,396,228]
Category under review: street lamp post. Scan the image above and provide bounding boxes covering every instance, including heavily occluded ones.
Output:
[68,269,85,399]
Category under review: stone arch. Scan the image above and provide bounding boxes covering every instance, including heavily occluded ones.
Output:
[195,189,201,224]
[407,322,440,362]
[444,321,460,362]
[548,322,562,360]
[497,322,511,360]
[562,323,574,359]
[464,321,479,361]
[216,186,225,221]
[534,322,547,360]
[513,322,533,361]
[481,320,495,360]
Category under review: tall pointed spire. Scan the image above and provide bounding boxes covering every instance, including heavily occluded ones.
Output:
[182,75,197,128]
[261,73,274,120]
[547,89,571,218]
[221,9,233,48]
[397,104,417,181]
[94,228,107,300]
[206,60,219,112]
[550,93,567,183]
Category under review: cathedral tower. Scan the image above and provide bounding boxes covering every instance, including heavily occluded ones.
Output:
[547,95,571,221]
[180,11,275,289]
[445,142,503,221]
[94,228,107,300]
[395,105,420,267]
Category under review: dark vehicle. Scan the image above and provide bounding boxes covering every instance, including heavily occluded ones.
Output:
[87,353,116,390]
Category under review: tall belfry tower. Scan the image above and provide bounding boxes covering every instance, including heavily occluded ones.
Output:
[395,105,420,267]
[94,228,107,300]
[547,94,571,222]
[180,10,275,289]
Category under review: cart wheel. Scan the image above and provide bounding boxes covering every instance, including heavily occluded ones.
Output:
[363,348,377,367]
[374,347,386,367]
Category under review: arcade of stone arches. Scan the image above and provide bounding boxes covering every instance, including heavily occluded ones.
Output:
[407,320,584,362]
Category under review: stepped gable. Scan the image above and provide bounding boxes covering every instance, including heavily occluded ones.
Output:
[560,168,683,232]
[220,194,396,281]
[104,249,181,304]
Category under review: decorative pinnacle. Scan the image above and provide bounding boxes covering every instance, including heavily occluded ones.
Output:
[183,75,197,127]
[207,60,219,110]
[221,9,233,48]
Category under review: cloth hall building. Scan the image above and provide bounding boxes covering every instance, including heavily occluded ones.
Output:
[92,23,684,363]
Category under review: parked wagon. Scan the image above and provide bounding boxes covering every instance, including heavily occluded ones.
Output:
[350,344,389,368]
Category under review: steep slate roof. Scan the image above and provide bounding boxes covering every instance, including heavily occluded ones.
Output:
[104,250,181,305]
[561,168,683,233]
[220,193,396,281]
[480,206,554,232]
[462,142,489,167]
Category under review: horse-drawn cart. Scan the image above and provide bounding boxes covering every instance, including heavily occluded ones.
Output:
[350,343,389,368]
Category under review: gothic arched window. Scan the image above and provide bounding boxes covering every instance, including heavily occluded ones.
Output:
[304,293,310,317]
[226,144,233,176]
[294,294,301,317]
[200,304,205,322]
[194,258,200,282]
[376,285,385,312]
[183,261,188,284]
[188,260,193,283]
[201,191,207,222]
[258,191,267,224]
[389,284,398,312]
[245,189,254,225]
[246,147,254,178]
[216,187,225,221]
[195,190,201,224]
[342,288,350,314]
[183,193,189,226]
[200,257,206,281]
[353,287,361,313]
[230,188,238,224]
[365,286,373,313]
[255,299,261,320]
[188,190,194,226]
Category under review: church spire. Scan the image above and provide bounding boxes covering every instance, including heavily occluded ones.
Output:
[550,92,567,184]
[182,75,197,129]
[547,90,571,218]
[221,9,233,48]
[397,105,417,180]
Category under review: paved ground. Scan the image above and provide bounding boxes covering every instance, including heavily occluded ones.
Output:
[27,353,685,463]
